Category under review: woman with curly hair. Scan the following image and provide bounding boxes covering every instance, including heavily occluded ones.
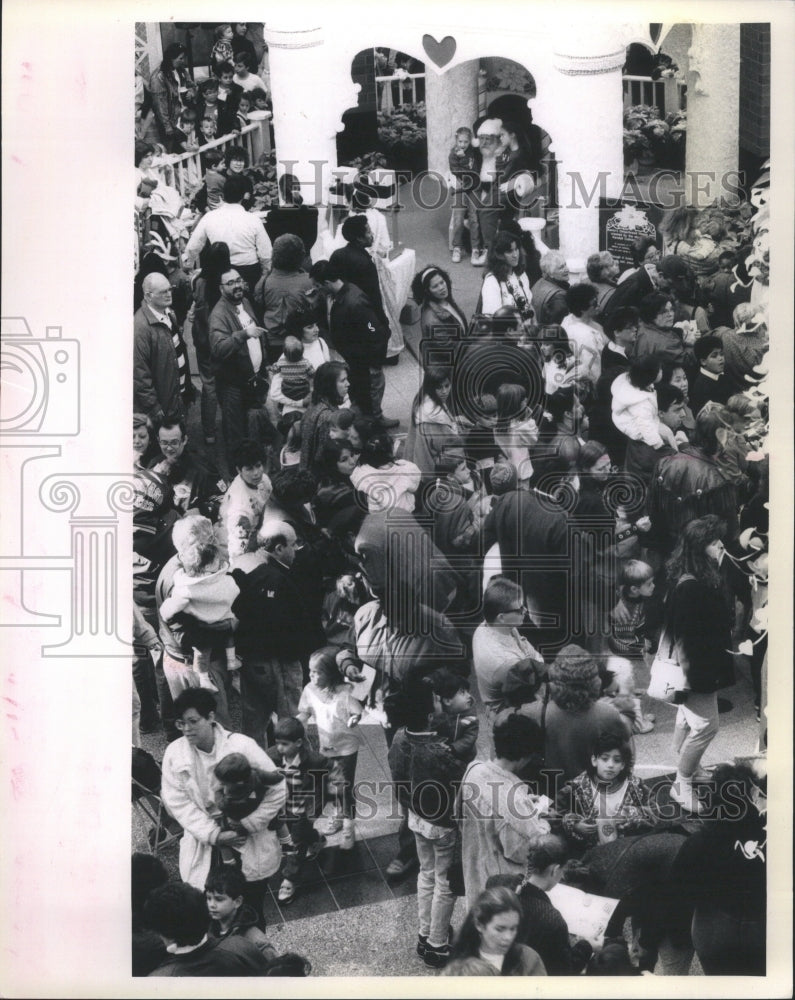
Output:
[660,206,721,277]
[664,515,735,814]
[521,644,632,781]
[479,230,535,321]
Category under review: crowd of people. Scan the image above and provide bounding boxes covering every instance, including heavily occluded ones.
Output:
[132,33,770,978]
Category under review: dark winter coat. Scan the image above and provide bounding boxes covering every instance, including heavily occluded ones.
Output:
[133,303,187,422]
[328,283,389,368]
[666,576,734,694]
[232,556,317,660]
[329,243,387,325]
[387,727,468,828]
[647,446,739,549]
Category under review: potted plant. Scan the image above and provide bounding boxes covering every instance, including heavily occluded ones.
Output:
[623,126,651,170]
[623,104,661,168]
[377,102,427,175]
[623,103,689,173]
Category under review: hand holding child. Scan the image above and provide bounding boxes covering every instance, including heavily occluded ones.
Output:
[217,829,246,848]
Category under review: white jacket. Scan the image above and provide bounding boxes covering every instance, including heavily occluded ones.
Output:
[161,724,287,888]
[610,372,664,449]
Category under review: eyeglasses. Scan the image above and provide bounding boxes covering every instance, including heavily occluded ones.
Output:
[222,279,245,287]
[158,438,184,450]
[503,604,527,616]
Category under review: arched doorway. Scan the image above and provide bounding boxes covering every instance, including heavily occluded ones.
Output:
[336,46,428,176]
[622,27,689,178]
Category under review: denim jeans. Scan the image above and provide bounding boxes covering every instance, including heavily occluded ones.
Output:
[414,825,457,947]
[450,189,481,251]
[673,690,719,777]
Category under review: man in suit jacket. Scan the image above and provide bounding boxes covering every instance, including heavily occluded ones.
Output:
[328,214,389,327]
[209,267,272,466]
[134,272,192,423]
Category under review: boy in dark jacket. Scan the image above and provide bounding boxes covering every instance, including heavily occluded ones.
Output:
[267,717,330,904]
[205,867,277,959]
[427,667,479,764]
[145,883,270,976]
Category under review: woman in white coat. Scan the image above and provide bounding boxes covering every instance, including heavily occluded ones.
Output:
[160,688,287,900]
[611,356,666,450]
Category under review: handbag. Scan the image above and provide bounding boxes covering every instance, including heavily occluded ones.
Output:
[647,627,688,703]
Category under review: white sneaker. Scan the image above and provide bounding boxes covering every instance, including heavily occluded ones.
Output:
[670,779,704,815]
[471,249,486,267]
[451,248,462,263]
[324,815,344,835]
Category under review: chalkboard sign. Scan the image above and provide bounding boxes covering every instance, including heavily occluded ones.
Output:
[599,198,664,274]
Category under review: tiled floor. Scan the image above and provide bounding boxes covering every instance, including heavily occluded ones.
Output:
[262,832,416,925]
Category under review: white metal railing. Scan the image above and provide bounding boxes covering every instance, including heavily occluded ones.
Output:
[164,120,269,197]
[622,76,665,113]
[376,72,425,111]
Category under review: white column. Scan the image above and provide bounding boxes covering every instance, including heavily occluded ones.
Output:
[424,61,479,179]
[549,46,626,273]
[685,24,740,205]
[264,24,358,205]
